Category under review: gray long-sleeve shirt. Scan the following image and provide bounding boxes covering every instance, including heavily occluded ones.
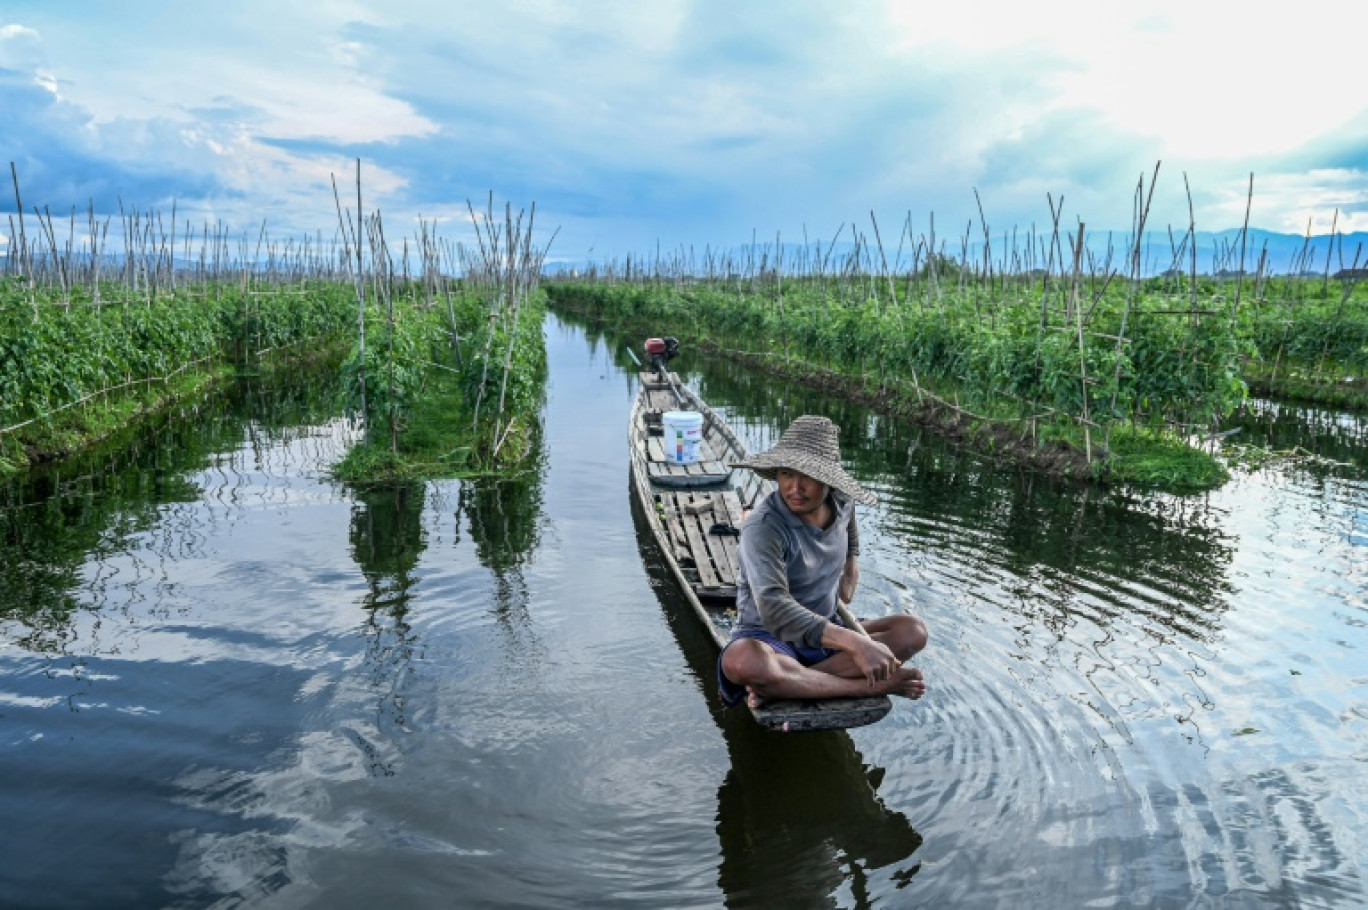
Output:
[733,488,859,649]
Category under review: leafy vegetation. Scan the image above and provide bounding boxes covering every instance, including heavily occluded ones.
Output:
[544,191,1365,491]
[330,200,552,484]
[1244,280,1368,407]
[2,168,552,485]
[331,286,548,483]
[546,278,1248,489]
[0,279,355,477]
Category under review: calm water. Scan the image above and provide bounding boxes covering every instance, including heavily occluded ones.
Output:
[1,314,1365,909]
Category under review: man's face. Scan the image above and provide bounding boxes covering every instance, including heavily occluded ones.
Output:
[776,468,829,518]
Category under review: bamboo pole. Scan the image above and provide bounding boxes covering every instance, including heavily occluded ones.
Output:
[1110,163,1160,420]
[1069,222,1091,463]
[1232,172,1253,324]
[331,162,366,426]
[1321,208,1338,297]
[9,162,34,315]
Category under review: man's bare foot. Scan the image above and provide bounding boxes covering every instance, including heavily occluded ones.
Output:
[887,666,926,699]
[746,686,768,709]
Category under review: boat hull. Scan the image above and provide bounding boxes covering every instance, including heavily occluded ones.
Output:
[629,370,892,732]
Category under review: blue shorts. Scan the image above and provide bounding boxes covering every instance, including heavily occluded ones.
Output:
[716,628,841,708]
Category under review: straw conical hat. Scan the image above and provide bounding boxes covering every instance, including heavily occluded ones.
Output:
[731,415,876,506]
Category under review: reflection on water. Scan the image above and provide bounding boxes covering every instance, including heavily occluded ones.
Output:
[0,373,350,655]
[2,313,1366,907]
[461,454,547,575]
[340,434,551,761]
[349,482,426,751]
[1237,398,1368,469]
[570,310,1368,907]
[629,489,922,909]
[715,718,923,910]
[351,483,428,585]
[0,370,363,907]
[459,433,548,667]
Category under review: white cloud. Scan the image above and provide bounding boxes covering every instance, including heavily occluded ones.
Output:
[884,0,1367,160]
[6,6,435,147]
[1244,169,1368,235]
[208,64,437,146]
[1,7,433,240]
[2,1,1363,253]
[1,21,47,82]
[0,22,40,40]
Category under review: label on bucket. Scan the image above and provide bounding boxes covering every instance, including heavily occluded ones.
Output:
[662,410,704,464]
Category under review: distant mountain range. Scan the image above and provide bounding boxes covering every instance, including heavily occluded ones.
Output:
[544,229,1368,278]
[6,228,1365,280]
[1126,229,1368,276]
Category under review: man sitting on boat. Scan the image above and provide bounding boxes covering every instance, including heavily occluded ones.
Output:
[719,416,928,708]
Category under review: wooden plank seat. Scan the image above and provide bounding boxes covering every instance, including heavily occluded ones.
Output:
[646,461,731,486]
[643,388,688,415]
[644,390,675,411]
[646,434,720,464]
[655,488,745,599]
[640,370,682,391]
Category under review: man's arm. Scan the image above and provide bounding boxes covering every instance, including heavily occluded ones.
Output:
[829,506,896,682]
[838,554,859,604]
[838,509,860,604]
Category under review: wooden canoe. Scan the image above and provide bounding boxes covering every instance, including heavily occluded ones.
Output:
[629,368,892,732]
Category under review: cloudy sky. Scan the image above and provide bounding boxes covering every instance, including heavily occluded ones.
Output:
[2,0,1365,266]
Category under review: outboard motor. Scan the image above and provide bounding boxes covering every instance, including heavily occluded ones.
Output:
[644,336,680,380]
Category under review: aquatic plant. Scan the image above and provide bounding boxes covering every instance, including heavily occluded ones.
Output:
[2,162,552,483]
[328,171,552,482]
[543,168,1289,488]
[0,281,355,476]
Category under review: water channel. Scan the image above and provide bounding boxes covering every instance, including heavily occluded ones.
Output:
[1,312,1365,908]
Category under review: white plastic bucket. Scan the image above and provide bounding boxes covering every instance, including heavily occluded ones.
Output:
[662,410,704,464]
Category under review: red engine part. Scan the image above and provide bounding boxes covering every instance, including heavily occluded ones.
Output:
[644,337,666,355]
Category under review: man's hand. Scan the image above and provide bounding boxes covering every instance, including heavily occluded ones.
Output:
[847,635,899,685]
[821,621,900,686]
